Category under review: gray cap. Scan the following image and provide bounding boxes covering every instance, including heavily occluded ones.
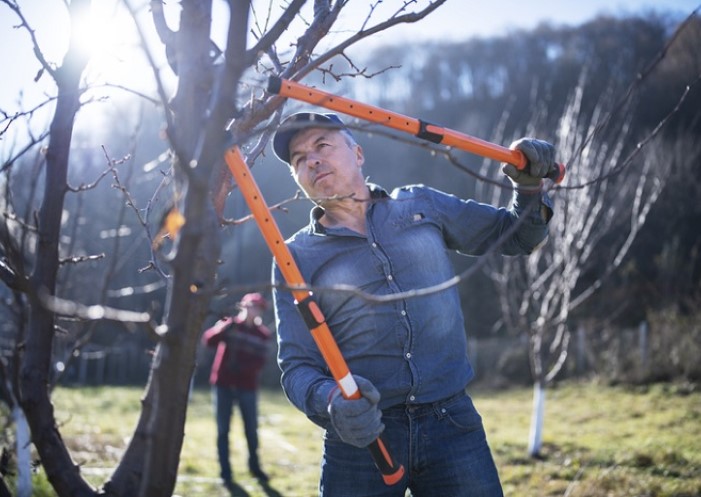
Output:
[272,112,350,164]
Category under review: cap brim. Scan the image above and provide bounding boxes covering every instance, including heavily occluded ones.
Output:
[272,112,348,164]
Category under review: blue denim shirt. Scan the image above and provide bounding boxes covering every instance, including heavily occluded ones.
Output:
[273,183,551,428]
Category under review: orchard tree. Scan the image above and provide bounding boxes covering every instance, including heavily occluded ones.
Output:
[0,1,447,496]
[484,15,701,456]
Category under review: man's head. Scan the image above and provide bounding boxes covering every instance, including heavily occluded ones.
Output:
[239,292,268,311]
[272,112,366,206]
[238,292,267,324]
[272,112,354,165]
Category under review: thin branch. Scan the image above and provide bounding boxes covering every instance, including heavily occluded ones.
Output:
[272,197,542,305]
[124,0,174,136]
[0,0,57,79]
[38,290,151,323]
[246,0,307,65]
[564,74,701,190]
[101,145,171,279]
[58,253,105,266]
[221,190,305,226]
[562,7,701,186]
[292,0,447,79]
[1,130,51,174]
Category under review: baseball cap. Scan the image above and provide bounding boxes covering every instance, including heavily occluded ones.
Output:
[239,292,268,310]
[272,112,351,164]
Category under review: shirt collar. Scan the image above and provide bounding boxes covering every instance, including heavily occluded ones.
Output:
[308,183,388,235]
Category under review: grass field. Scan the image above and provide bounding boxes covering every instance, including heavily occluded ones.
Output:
[29,381,701,496]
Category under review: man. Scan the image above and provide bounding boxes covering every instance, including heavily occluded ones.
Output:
[202,292,272,488]
[271,112,555,496]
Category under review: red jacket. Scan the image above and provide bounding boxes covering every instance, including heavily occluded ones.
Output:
[202,316,272,390]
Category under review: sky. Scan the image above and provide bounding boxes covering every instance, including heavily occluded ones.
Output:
[1,0,699,139]
[368,0,698,41]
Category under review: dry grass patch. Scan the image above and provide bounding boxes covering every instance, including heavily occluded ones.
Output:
[13,381,700,497]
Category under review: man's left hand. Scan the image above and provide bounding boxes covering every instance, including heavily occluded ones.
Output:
[327,375,384,448]
[502,138,555,187]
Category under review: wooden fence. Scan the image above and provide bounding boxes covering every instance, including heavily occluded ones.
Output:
[29,321,661,388]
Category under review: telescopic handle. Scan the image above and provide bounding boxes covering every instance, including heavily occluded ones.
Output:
[268,76,565,184]
[224,147,405,486]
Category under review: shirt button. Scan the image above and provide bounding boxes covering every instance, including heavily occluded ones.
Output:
[405,352,412,359]
[372,242,377,248]
[387,274,393,281]
[401,310,406,316]
[410,395,416,401]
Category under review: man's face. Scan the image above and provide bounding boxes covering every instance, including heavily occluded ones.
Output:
[288,127,365,203]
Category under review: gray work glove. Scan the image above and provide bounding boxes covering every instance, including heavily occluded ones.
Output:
[327,375,384,448]
[502,138,555,188]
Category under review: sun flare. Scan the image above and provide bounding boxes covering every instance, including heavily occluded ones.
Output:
[67,1,142,84]
[72,10,122,60]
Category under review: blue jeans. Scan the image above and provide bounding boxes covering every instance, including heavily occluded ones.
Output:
[213,385,260,481]
[320,392,503,497]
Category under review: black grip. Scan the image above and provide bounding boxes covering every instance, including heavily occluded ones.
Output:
[368,436,405,485]
[267,76,282,95]
[295,295,325,329]
[547,163,566,184]
[416,119,444,144]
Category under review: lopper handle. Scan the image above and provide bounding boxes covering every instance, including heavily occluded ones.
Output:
[224,147,405,486]
[369,438,404,484]
[268,76,566,184]
[335,371,405,485]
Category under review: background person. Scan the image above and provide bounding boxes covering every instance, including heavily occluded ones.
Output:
[202,292,272,488]
[271,112,556,496]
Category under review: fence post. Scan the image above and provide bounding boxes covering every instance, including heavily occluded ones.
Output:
[79,353,88,385]
[96,351,106,384]
[576,325,587,375]
[638,320,648,373]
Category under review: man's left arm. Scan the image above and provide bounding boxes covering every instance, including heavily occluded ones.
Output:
[503,137,556,251]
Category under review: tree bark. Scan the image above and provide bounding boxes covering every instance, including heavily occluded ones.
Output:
[18,2,96,496]
[109,1,223,495]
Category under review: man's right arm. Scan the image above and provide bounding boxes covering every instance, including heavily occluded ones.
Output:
[273,263,337,427]
[201,317,233,347]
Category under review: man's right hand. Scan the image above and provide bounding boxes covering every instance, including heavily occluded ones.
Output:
[327,375,385,448]
[502,138,555,187]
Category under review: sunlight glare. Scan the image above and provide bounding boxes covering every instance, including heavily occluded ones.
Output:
[61,1,160,139]
[74,13,116,56]
[68,1,142,85]
[43,0,143,93]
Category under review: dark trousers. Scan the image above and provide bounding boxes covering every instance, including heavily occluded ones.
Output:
[213,385,260,481]
[320,391,503,497]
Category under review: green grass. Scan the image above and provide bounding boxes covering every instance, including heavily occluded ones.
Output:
[24,381,701,496]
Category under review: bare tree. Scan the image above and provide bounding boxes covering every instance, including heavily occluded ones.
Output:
[0,1,447,496]
[486,68,698,456]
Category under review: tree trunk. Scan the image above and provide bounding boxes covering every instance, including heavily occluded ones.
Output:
[18,2,96,496]
[107,202,220,497]
[13,406,31,497]
[108,1,224,495]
